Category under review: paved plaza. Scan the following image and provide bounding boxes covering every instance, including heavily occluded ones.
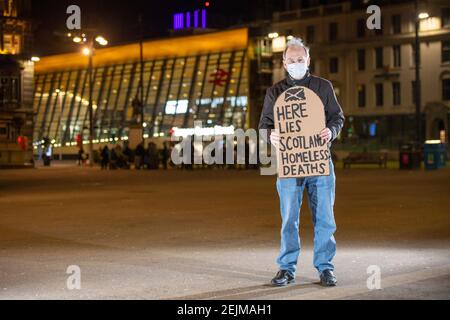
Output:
[0,164,449,299]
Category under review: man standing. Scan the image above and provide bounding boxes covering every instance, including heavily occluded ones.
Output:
[259,38,345,287]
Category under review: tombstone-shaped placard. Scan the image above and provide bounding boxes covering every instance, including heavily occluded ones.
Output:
[274,86,331,178]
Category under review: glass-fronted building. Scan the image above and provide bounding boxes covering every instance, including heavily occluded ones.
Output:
[33,28,251,147]
[0,0,34,167]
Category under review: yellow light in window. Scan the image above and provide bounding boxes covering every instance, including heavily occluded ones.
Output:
[419,16,439,31]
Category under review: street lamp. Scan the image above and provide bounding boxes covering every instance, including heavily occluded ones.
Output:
[418,12,429,20]
[69,31,108,167]
[95,36,108,46]
[414,0,429,148]
[82,47,91,56]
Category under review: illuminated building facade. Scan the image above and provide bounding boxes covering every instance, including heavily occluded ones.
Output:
[33,28,252,149]
[0,0,34,167]
[270,0,450,146]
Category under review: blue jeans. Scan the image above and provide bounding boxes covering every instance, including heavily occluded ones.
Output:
[275,160,336,275]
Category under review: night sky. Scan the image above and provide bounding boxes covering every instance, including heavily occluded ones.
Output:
[31,0,280,56]
[30,0,407,57]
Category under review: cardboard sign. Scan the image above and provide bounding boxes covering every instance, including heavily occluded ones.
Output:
[274,86,331,178]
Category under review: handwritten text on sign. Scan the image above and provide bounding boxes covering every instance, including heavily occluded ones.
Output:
[274,86,331,178]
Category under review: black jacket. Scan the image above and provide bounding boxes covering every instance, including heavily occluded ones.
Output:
[258,71,345,145]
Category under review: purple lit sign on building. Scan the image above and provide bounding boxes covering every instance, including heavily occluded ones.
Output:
[173,9,206,30]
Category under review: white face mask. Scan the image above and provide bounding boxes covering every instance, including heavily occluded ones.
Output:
[286,62,308,80]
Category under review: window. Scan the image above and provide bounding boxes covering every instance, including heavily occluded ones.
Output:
[306,25,315,44]
[0,126,7,136]
[375,83,384,106]
[358,84,366,107]
[329,57,339,73]
[357,19,366,38]
[392,14,401,34]
[329,22,338,42]
[393,45,401,67]
[443,79,450,101]
[357,49,366,71]
[0,34,21,55]
[392,82,401,105]
[442,7,450,28]
[375,47,383,69]
[442,41,450,63]
[0,76,21,105]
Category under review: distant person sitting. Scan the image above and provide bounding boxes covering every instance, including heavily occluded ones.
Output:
[146,142,159,170]
[110,147,119,169]
[101,146,110,170]
[161,141,170,170]
[135,142,145,170]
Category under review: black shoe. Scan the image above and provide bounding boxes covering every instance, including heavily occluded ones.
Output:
[319,269,337,287]
[271,270,295,286]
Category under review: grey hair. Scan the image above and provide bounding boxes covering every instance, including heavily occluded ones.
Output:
[283,37,310,60]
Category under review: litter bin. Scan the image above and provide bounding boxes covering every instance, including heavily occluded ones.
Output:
[399,143,421,170]
[423,141,447,170]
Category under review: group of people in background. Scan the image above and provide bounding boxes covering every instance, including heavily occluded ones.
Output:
[76,139,259,170]
[95,142,171,170]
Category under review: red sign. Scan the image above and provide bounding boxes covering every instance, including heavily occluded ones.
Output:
[209,69,230,87]
[76,134,82,147]
[17,136,28,151]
